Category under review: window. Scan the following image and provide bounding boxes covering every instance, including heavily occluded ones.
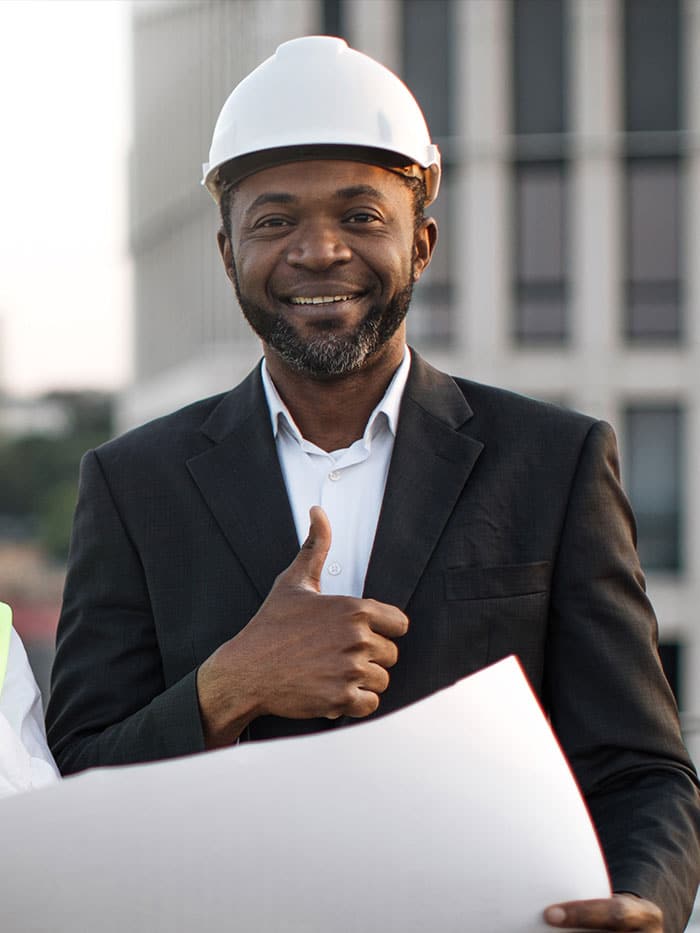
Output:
[513,0,565,137]
[624,0,681,134]
[625,158,681,340]
[321,0,346,39]
[401,0,453,341]
[624,405,682,573]
[511,0,568,344]
[401,0,451,140]
[623,0,682,341]
[514,161,567,342]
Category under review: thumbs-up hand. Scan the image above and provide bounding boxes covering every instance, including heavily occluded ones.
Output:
[196,507,409,748]
[283,505,333,594]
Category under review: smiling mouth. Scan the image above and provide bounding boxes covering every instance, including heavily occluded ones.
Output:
[288,295,358,306]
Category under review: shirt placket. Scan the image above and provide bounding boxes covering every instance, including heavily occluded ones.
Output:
[317,441,370,595]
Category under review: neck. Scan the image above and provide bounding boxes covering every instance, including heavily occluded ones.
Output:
[264,336,406,452]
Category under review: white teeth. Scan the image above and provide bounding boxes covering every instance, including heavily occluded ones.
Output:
[289,295,353,305]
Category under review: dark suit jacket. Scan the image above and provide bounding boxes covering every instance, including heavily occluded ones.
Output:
[47,353,700,931]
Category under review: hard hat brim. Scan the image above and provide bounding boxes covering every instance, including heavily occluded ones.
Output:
[204,143,440,206]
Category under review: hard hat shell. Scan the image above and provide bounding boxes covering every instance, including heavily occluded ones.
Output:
[202,36,441,205]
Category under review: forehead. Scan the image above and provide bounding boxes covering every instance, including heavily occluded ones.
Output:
[233,159,413,209]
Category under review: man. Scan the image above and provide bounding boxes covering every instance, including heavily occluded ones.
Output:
[47,37,699,932]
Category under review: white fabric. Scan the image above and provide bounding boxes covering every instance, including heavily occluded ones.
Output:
[261,349,411,597]
[0,629,59,797]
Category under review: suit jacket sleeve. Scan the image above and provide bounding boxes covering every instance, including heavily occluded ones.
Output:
[545,420,700,932]
[46,449,206,773]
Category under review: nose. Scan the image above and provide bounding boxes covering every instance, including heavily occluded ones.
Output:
[285,219,352,272]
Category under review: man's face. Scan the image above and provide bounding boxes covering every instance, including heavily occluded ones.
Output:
[219,160,436,377]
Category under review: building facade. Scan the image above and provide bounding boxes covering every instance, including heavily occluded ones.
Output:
[123,0,700,756]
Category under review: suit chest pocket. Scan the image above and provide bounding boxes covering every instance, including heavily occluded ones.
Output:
[443,561,550,680]
[444,561,550,601]
[394,562,551,704]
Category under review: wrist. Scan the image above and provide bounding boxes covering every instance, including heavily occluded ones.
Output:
[195,651,261,749]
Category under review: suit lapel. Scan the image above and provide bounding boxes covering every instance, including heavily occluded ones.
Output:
[185,354,483,610]
[186,366,299,600]
[363,353,484,609]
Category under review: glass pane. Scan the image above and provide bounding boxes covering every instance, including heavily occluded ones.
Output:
[513,0,566,135]
[627,284,680,339]
[626,160,681,339]
[402,0,451,138]
[514,163,567,343]
[321,0,346,38]
[624,0,681,133]
[406,285,452,343]
[516,165,565,281]
[624,406,682,571]
[409,166,452,342]
[515,289,567,342]
[628,162,679,281]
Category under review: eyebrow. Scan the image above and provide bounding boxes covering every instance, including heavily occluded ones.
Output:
[244,184,387,220]
[245,192,298,217]
[335,185,386,201]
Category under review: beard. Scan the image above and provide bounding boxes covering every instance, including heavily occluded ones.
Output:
[231,267,414,377]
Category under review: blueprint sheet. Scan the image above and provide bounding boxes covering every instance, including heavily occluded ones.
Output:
[0,656,610,932]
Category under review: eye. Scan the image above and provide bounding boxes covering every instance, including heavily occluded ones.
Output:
[345,210,381,225]
[253,215,293,229]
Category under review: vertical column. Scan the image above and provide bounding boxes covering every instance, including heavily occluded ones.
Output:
[680,0,700,727]
[252,0,318,50]
[344,0,400,71]
[683,0,700,353]
[455,0,510,373]
[569,0,622,423]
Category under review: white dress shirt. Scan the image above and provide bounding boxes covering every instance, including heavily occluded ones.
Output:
[261,349,411,597]
[0,629,60,797]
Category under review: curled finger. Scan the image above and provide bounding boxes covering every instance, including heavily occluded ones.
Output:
[544,894,662,932]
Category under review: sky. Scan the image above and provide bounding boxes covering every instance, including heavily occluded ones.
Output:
[0,0,130,397]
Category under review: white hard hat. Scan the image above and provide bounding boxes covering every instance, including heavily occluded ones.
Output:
[202,36,441,205]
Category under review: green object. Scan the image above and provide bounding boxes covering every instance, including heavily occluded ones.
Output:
[0,602,11,698]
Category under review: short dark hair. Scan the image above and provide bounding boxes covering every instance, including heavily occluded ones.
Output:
[401,174,427,237]
[219,179,239,243]
[219,169,427,243]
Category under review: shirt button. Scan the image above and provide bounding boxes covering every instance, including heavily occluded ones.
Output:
[328,470,341,481]
[328,561,342,576]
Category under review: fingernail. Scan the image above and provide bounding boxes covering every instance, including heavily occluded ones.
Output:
[545,907,566,924]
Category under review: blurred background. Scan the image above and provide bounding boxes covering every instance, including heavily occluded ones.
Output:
[0,0,698,765]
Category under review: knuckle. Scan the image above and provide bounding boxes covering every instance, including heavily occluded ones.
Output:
[356,691,380,716]
[339,683,358,708]
[349,605,370,626]
[345,657,366,680]
[329,686,354,717]
[344,687,380,718]
[610,903,627,925]
[350,627,373,651]
[376,668,390,693]
[338,684,358,716]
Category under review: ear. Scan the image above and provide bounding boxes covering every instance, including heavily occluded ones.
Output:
[412,217,438,282]
[217,227,236,285]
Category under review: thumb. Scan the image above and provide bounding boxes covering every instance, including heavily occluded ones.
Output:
[287,506,332,591]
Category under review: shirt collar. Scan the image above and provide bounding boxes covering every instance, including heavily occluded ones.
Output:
[261,347,411,445]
